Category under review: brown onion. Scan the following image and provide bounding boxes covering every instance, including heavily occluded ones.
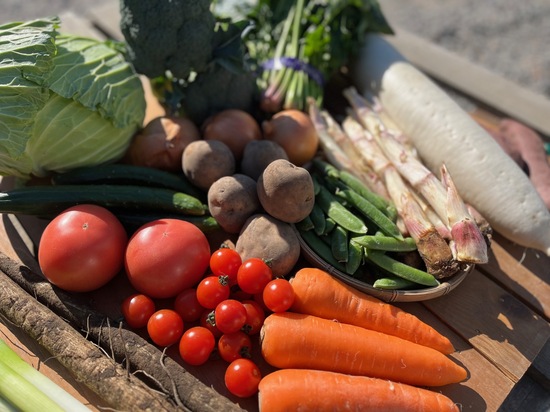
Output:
[262,109,319,166]
[124,116,200,172]
[202,109,262,161]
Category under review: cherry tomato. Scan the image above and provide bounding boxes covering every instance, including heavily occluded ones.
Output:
[38,204,127,292]
[196,276,230,309]
[241,300,265,335]
[262,278,295,313]
[173,288,204,323]
[147,309,184,347]
[215,299,247,334]
[121,293,156,329]
[179,326,215,366]
[209,248,242,286]
[125,219,210,299]
[224,358,262,398]
[200,309,222,338]
[237,258,273,295]
[218,331,252,363]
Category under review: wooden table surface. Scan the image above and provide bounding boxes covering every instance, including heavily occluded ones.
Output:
[1,5,550,412]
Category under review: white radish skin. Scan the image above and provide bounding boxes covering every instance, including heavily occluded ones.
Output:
[351,35,550,256]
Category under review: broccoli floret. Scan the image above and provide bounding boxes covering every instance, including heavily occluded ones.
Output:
[120,0,216,79]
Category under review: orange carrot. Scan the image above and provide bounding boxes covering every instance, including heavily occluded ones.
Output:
[290,267,455,354]
[260,312,468,387]
[258,369,460,412]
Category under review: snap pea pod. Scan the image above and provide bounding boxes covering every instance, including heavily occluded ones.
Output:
[315,185,368,235]
[336,188,402,240]
[299,229,347,272]
[310,203,327,235]
[351,235,417,252]
[345,239,363,275]
[364,249,439,287]
[296,215,315,231]
[331,225,348,263]
[323,217,336,235]
[373,276,419,290]
[338,170,398,221]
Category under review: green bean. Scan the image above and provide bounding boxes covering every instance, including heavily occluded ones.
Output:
[373,276,419,290]
[299,229,346,272]
[316,186,368,234]
[295,215,314,232]
[364,249,439,287]
[345,240,363,275]
[331,225,348,263]
[309,203,326,235]
[336,188,402,239]
[351,235,417,252]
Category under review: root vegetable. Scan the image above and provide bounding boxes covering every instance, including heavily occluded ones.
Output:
[258,369,460,412]
[182,140,236,191]
[351,34,550,256]
[262,109,319,166]
[240,140,289,181]
[124,116,200,172]
[260,312,468,387]
[207,174,260,234]
[236,213,300,277]
[257,159,315,224]
[202,109,262,161]
[290,267,455,354]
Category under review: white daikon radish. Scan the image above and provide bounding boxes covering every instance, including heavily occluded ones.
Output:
[350,34,550,256]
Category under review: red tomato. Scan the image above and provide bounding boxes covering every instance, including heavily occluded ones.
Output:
[200,309,222,338]
[121,293,156,329]
[179,326,215,366]
[196,276,231,309]
[173,288,204,323]
[237,258,273,295]
[218,331,252,363]
[38,204,127,292]
[124,219,210,299]
[241,300,265,335]
[209,248,242,285]
[214,299,247,334]
[262,278,295,313]
[224,358,262,398]
[147,309,184,347]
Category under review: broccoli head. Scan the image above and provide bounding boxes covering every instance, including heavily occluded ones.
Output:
[120,0,216,79]
[176,62,259,125]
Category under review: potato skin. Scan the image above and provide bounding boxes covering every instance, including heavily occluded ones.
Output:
[240,140,289,181]
[182,140,235,191]
[236,214,300,277]
[257,159,315,223]
[208,174,260,234]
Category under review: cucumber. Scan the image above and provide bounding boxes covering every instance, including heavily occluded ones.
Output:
[0,185,207,217]
[115,212,220,234]
[51,164,205,200]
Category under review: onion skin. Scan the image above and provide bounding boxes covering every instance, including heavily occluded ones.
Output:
[262,110,319,166]
[124,116,200,172]
[202,109,262,161]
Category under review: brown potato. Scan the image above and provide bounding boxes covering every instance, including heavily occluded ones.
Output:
[240,140,289,181]
[208,174,260,234]
[257,159,315,223]
[236,213,300,277]
[182,140,235,191]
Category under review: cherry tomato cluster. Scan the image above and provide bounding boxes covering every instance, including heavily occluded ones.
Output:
[120,247,295,398]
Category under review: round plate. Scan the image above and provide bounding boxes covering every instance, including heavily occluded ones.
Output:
[296,229,473,303]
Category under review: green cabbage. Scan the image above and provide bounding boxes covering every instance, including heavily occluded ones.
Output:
[0,17,146,178]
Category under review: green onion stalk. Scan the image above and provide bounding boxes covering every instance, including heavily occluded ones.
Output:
[243,0,393,113]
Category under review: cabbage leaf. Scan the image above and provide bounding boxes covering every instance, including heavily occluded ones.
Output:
[0,17,146,178]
